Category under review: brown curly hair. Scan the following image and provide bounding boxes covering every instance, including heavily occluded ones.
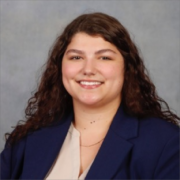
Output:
[6,12,180,145]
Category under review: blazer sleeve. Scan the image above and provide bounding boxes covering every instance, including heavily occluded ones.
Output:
[0,138,26,179]
[153,133,179,179]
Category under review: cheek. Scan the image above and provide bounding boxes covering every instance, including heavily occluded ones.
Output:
[103,65,124,80]
[62,65,73,94]
[62,63,71,89]
[62,63,77,79]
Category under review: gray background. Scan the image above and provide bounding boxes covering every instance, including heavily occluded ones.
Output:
[0,0,179,151]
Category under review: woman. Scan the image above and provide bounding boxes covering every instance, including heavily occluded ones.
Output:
[1,12,179,180]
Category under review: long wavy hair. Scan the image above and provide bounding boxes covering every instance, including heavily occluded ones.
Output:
[6,12,180,144]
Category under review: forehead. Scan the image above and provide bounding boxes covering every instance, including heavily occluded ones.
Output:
[66,32,119,52]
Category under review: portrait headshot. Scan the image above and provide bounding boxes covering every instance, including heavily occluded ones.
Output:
[0,0,179,179]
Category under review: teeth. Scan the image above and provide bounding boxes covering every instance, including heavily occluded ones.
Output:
[80,81,101,85]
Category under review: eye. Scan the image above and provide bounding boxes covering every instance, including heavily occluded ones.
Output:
[101,56,111,60]
[70,56,81,60]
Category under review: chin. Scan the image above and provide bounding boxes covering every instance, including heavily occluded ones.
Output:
[78,97,103,107]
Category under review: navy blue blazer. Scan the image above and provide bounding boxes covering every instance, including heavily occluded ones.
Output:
[1,106,179,179]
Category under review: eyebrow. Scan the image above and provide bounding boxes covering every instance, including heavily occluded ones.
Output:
[65,49,117,55]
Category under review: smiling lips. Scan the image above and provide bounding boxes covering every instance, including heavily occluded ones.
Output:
[78,81,103,89]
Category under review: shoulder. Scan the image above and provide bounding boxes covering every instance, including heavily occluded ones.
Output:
[0,113,72,179]
[133,116,179,151]
[138,116,179,142]
[129,117,179,179]
[127,114,179,153]
[0,136,27,179]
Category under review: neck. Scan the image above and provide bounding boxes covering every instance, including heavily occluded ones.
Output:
[73,100,121,134]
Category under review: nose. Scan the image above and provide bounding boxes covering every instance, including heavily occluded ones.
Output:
[82,59,96,76]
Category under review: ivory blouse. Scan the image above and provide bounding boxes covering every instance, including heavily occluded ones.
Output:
[45,123,93,180]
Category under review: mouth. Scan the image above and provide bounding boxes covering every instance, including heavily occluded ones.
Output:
[78,80,103,89]
[80,81,102,85]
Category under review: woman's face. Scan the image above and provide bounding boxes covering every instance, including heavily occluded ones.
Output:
[62,32,124,108]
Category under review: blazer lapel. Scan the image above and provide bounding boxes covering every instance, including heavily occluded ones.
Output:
[20,113,73,179]
[86,106,139,179]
